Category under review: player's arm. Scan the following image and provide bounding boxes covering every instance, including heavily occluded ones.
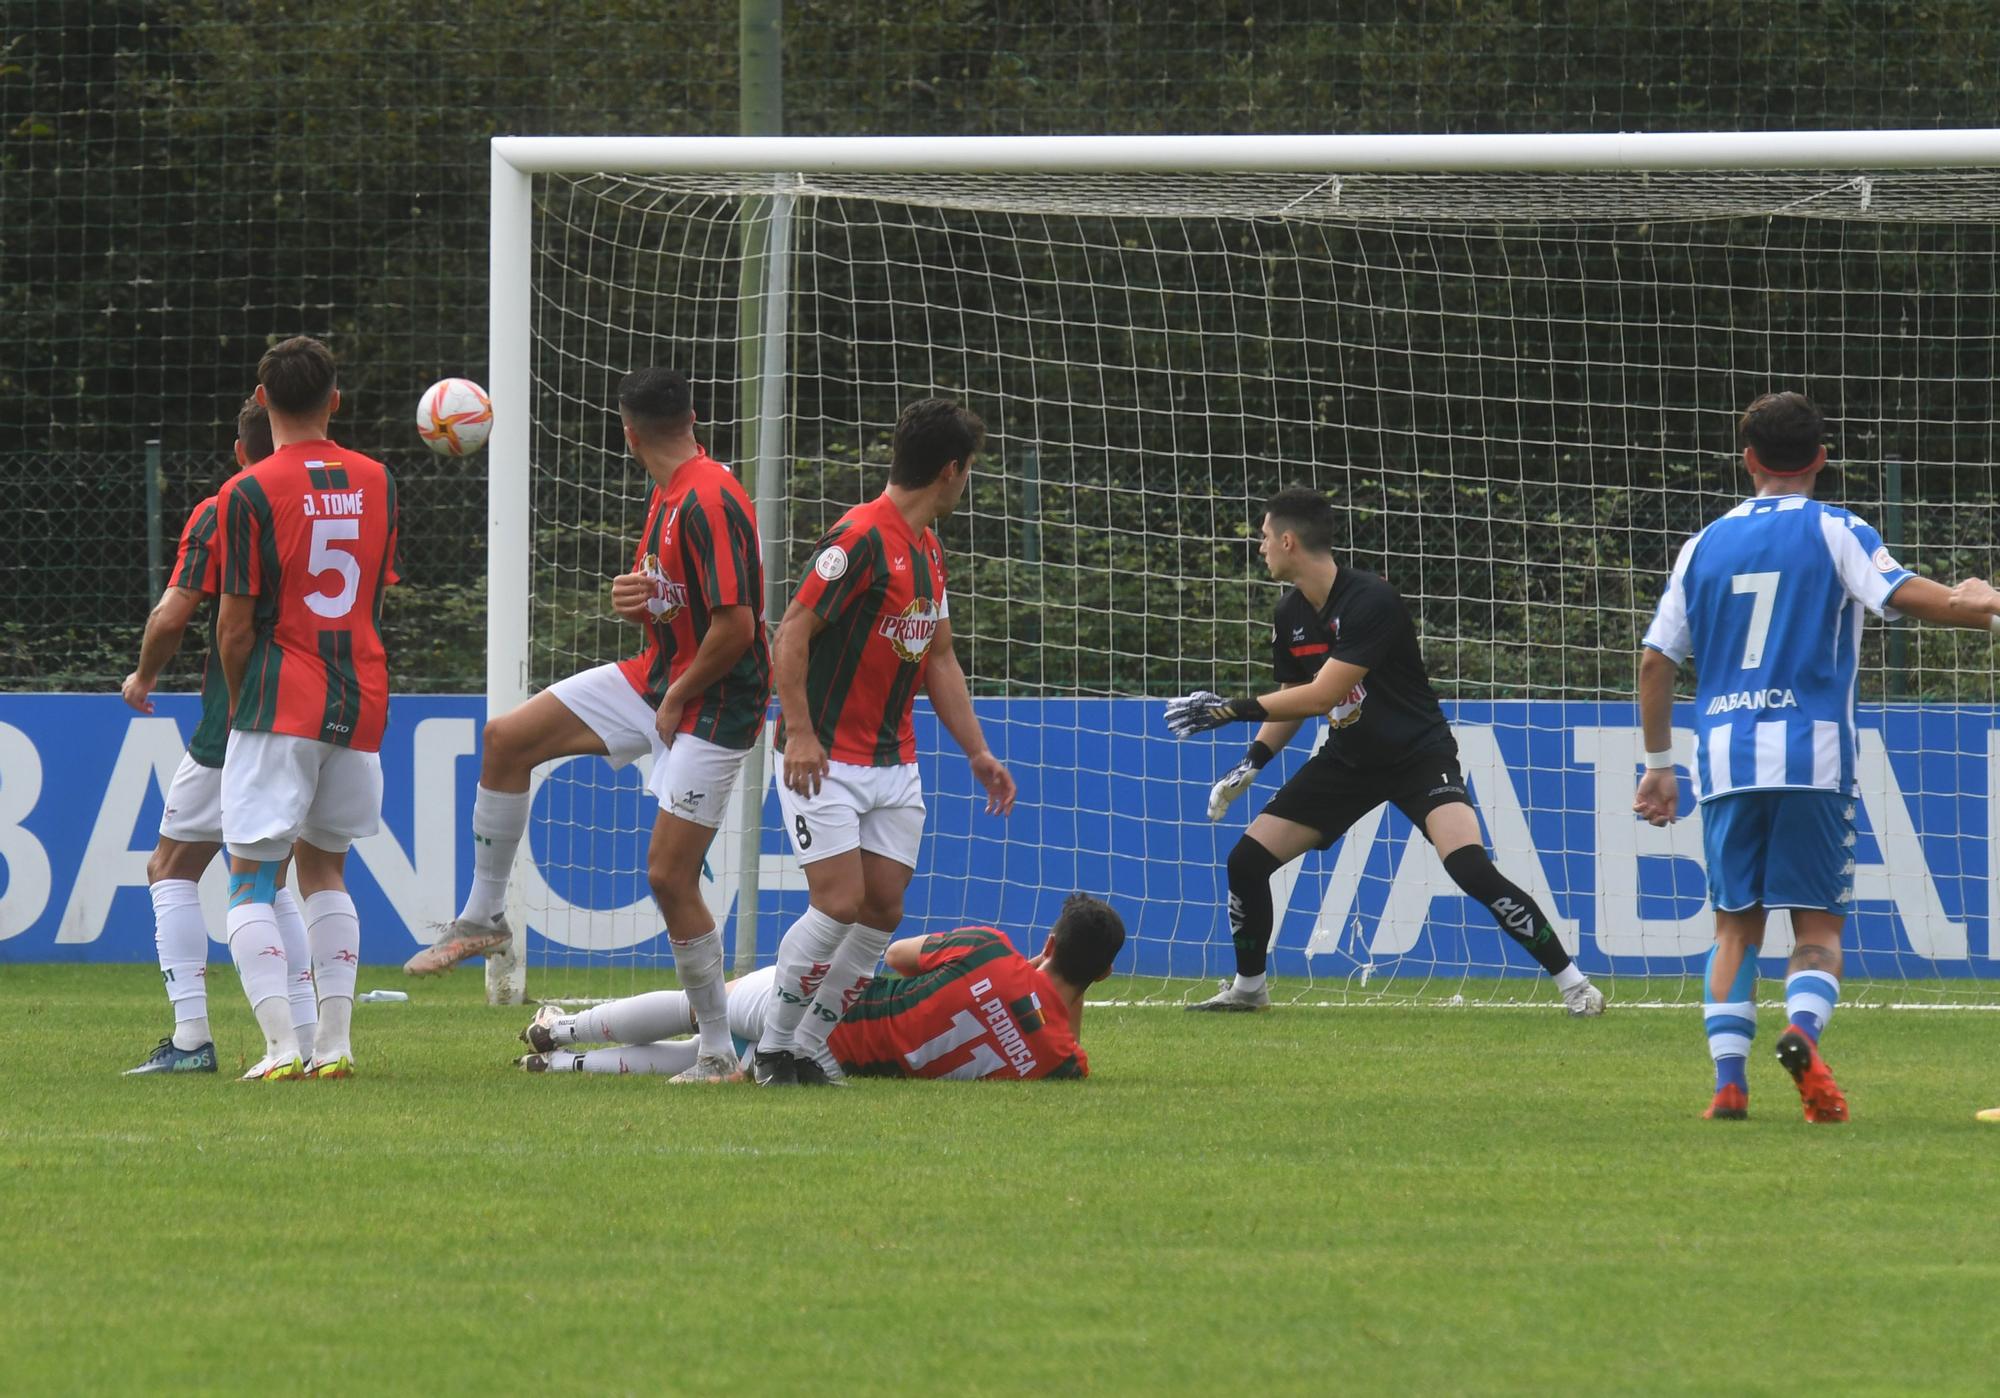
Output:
[883,936,925,976]
[1891,576,2000,630]
[771,596,832,796]
[1165,656,1369,736]
[1632,646,1682,827]
[1205,684,1307,820]
[925,615,1015,816]
[654,605,756,743]
[217,592,255,716]
[122,586,205,714]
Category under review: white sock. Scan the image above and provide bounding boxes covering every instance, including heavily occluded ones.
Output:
[565,990,692,1046]
[151,879,212,1049]
[1233,972,1267,996]
[794,922,895,1057]
[757,905,854,1054]
[1554,963,1588,992]
[460,785,531,926]
[671,930,732,1057]
[573,1042,701,1076]
[227,901,298,1060]
[305,889,360,1060]
[273,888,319,1061]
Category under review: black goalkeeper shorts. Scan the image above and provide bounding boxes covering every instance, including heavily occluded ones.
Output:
[1261,744,1471,850]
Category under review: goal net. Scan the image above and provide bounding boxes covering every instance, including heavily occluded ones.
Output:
[490,135,2000,1009]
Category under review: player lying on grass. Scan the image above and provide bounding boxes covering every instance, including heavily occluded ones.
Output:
[407,370,770,1084]
[515,893,1124,1081]
[1166,487,1605,1016]
[1636,392,2000,1123]
[120,396,319,1076]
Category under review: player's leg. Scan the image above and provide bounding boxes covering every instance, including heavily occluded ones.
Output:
[791,764,925,1077]
[758,765,869,1084]
[1186,812,1322,1011]
[643,734,751,1081]
[1415,768,1603,1016]
[126,830,221,1075]
[293,745,384,1078]
[273,853,319,1063]
[1768,792,1854,1123]
[221,732,314,1081]
[408,675,620,975]
[525,1043,701,1075]
[1702,908,1764,1120]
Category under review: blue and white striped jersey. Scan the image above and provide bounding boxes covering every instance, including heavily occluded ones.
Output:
[1643,494,1914,801]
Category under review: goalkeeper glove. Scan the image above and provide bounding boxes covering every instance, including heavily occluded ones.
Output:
[1164,690,1269,737]
[1207,739,1275,821]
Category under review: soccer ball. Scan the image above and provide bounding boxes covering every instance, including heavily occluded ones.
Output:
[416,377,494,457]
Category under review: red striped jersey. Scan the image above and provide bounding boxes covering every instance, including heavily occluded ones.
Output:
[777,493,948,766]
[613,451,770,750]
[168,493,232,768]
[830,926,1087,1081]
[217,439,399,752]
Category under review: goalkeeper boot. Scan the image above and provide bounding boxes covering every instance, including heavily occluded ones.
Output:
[1776,1027,1849,1123]
[670,1050,746,1084]
[124,1036,218,1076]
[1703,1083,1749,1120]
[403,916,513,976]
[240,1052,305,1082]
[1562,979,1608,1017]
[751,1048,798,1087]
[1184,978,1271,1012]
[519,1003,565,1055]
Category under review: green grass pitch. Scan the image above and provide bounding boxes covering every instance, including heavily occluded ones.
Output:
[5,965,1999,1395]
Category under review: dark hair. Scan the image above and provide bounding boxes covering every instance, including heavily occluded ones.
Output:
[1263,486,1335,553]
[890,397,985,488]
[1048,893,1126,985]
[257,336,337,416]
[619,367,695,437]
[236,395,274,462]
[1738,391,1825,474]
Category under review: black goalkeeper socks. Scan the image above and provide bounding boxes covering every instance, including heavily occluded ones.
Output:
[1440,844,1573,975]
[1226,836,1284,978]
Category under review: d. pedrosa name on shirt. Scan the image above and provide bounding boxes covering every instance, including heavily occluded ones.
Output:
[1705,687,1798,717]
[970,976,1040,1078]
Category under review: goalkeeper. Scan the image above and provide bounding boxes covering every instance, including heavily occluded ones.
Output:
[1165,487,1605,1015]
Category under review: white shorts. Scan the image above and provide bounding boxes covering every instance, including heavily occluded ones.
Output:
[775,759,925,868]
[645,732,752,830]
[547,662,660,770]
[725,965,780,1045]
[159,752,223,845]
[223,729,384,863]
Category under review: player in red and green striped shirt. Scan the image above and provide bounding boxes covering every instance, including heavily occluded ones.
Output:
[516,893,1126,1082]
[753,399,1018,1086]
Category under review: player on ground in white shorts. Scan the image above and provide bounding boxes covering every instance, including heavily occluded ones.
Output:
[753,398,1017,1086]
[516,893,1124,1082]
[121,397,318,1075]
[216,337,399,1081]
[404,370,770,1081]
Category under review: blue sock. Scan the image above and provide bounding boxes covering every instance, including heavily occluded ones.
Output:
[1785,969,1839,1043]
[1703,944,1758,1094]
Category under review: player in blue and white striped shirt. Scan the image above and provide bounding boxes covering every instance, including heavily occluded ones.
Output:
[1636,392,2000,1123]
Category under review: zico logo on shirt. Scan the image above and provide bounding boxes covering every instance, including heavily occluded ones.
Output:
[878,598,941,663]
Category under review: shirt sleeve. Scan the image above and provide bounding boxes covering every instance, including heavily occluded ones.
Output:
[1642,534,1700,662]
[1271,602,1320,684]
[169,500,217,595]
[1327,583,1403,670]
[791,522,875,623]
[915,926,1010,972]
[218,480,262,597]
[1822,511,1915,620]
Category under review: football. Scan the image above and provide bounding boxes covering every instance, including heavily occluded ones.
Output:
[416,376,494,457]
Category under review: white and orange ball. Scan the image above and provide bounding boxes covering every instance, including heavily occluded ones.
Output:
[416,377,494,457]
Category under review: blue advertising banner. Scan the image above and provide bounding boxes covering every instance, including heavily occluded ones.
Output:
[0,694,1993,979]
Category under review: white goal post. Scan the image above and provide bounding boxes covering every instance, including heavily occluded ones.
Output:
[486,130,2000,1008]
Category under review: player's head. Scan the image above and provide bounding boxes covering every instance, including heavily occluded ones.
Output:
[234,395,273,468]
[1738,391,1827,479]
[256,336,339,420]
[619,367,696,450]
[1042,892,1126,987]
[890,397,985,513]
[1259,487,1335,581]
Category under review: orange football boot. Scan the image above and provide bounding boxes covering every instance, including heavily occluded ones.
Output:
[1775,1027,1849,1123]
[1703,1083,1749,1120]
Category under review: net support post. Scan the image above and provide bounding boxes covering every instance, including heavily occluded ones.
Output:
[1884,452,1908,700]
[731,188,795,974]
[144,438,164,600]
[485,143,533,1005]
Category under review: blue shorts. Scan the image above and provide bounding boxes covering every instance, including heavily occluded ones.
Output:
[1699,790,1856,914]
